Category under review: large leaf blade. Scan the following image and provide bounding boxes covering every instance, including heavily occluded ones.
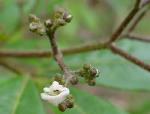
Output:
[0,76,45,114]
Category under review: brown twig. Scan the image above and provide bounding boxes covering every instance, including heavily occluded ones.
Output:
[107,0,141,44]
[127,6,148,33]
[140,0,150,7]
[46,31,69,73]
[109,43,150,72]
[0,41,106,58]
[0,41,149,73]
[46,30,74,85]
[1,38,150,72]
[125,33,150,42]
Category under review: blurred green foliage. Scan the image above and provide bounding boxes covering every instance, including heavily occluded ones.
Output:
[0,0,150,114]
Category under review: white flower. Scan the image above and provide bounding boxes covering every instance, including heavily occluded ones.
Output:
[41,81,70,106]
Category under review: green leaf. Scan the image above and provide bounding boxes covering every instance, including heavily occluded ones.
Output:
[52,87,128,114]
[0,76,45,114]
[130,98,150,114]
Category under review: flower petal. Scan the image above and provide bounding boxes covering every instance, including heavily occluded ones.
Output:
[43,87,50,93]
[41,81,70,106]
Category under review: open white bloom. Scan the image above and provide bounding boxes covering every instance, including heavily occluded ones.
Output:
[41,81,70,106]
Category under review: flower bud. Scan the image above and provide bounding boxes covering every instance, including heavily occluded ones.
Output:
[38,28,46,36]
[29,23,38,32]
[66,101,74,108]
[54,9,64,19]
[83,64,91,70]
[66,95,74,108]
[58,102,67,112]
[28,14,46,36]
[29,14,40,23]
[78,69,85,77]
[88,79,96,86]
[44,19,53,28]
[70,76,78,85]
[54,75,65,85]
[57,19,66,26]
[63,12,73,23]
[90,68,99,78]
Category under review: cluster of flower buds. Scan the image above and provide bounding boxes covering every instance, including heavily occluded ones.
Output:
[29,14,46,36]
[51,8,73,29]
[41,81,74,112]
[78,64,100,86]
[54,64,100,86]
[29,8,73,36]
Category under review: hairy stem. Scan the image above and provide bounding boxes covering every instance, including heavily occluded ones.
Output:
[46,30,74,86]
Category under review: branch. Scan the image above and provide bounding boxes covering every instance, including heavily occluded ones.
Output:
[0,41,106,58]
[125,33,150,42]
[46,30,73,83]
[109,43,150,72]
[140,0,150,7]
[1,38,150,73]
[127,6,149,33]
[107,0,140,44]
